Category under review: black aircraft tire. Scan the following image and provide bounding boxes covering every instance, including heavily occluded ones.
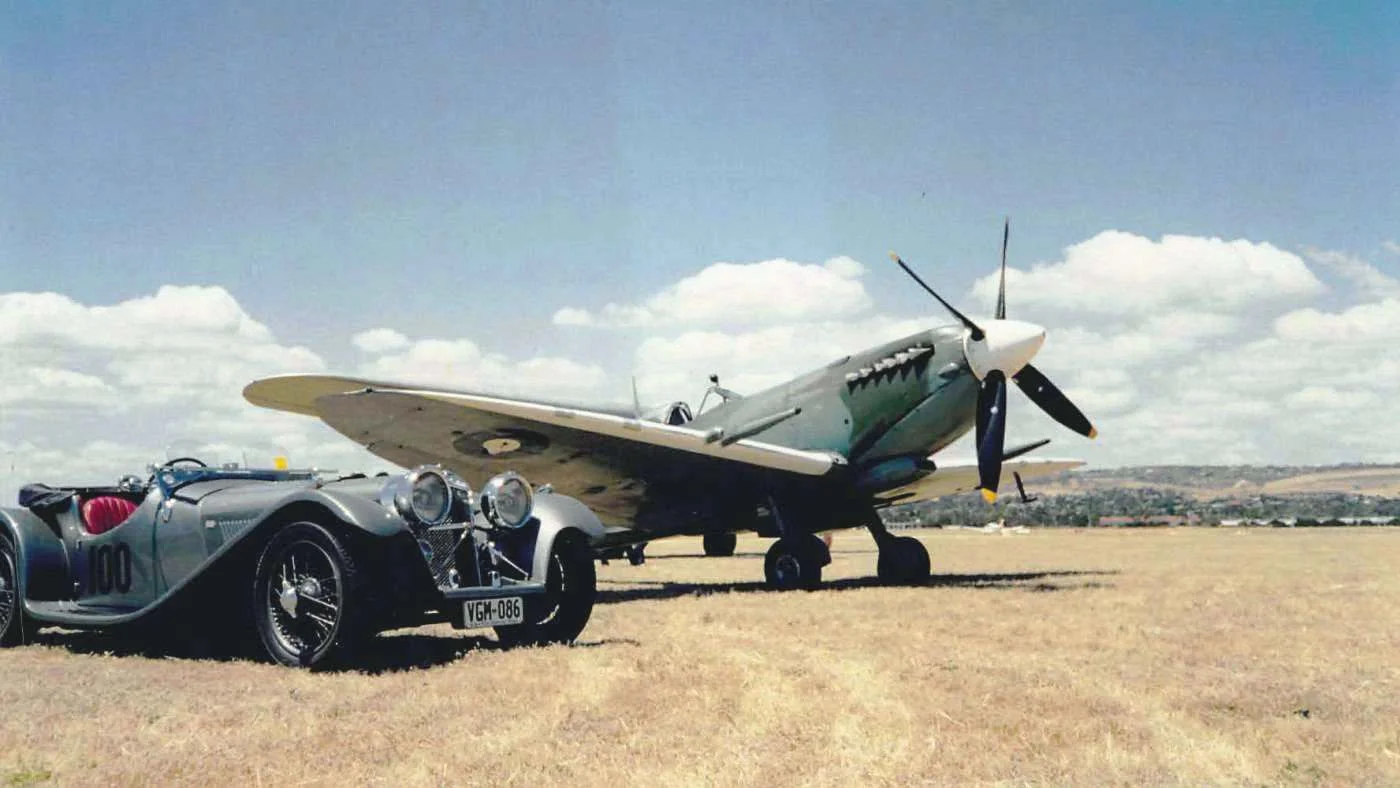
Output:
[702,532,738,557]
[496,534,596,648]
[0,532,29,647]
[764,536,824,591]
[877,535,930,585]
[253,523,366,668]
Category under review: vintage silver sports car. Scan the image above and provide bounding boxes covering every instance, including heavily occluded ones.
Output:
[0,457,603,666]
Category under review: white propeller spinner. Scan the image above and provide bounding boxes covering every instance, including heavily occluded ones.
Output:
[963,319,1046,380]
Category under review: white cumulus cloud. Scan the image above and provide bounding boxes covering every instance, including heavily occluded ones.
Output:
[970,231,1323,318]
[354,336,610,400]
[0,286,345,501]
[351,328,410,354]
[553,256,872,328]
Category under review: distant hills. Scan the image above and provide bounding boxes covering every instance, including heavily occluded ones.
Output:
[892,464,1400,527]
[1035,464,1400,499]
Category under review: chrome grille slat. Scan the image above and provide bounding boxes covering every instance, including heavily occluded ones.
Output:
[424,525,466,587]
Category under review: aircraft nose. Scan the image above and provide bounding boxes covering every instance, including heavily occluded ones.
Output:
[964,319,1046,380]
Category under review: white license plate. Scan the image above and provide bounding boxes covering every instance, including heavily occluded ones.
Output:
[463,597,525,628]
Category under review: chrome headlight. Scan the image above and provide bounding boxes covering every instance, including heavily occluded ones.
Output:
[479,471,534,529]
[383,465,466,527]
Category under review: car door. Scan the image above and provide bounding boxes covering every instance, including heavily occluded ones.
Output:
[74,493,159,610]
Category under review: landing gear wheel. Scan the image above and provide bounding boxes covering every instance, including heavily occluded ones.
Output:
[703,532,737,557]
[1,533,30,647]
[764,536,825,591]
[877,535,930,585]
[253,522,365,668]
[496,535,596,648]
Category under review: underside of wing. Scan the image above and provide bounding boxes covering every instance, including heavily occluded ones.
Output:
[873,457,1084,507]
[244,374,845,526]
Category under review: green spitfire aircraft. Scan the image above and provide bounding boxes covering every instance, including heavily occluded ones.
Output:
[244,222,1095,590]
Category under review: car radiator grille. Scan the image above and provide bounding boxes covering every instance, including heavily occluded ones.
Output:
[424,525,469,588]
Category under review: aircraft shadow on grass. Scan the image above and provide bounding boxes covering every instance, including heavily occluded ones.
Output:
[596,569,1117,605]
[636,549,880,561]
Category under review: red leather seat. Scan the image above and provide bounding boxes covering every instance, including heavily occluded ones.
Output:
[81,496,139,535]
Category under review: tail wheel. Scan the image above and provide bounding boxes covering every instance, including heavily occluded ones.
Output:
[1,533,27,647]
[702,532,737,557]
[496,535,596,648]
[253,523,364,667]
[764,536,824,590]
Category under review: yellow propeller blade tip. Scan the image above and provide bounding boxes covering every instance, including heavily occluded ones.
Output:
[981,488,997,504]
[1088,427,1098,439]
[888,251,901,262]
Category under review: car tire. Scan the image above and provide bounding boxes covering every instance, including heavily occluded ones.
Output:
[702,532,737,557]
[1,532,30,647]
[252,522,365,668]
[496,533,596,648]
[764,536,824,590]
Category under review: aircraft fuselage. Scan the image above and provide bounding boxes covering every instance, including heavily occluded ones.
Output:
[688,324,978,494]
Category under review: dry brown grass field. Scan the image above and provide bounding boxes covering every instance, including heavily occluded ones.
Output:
[3,527,1399,786]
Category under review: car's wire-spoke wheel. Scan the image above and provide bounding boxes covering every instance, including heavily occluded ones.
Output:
[253,523,362,667]
[0,534,21,646]
[496,535,595,648]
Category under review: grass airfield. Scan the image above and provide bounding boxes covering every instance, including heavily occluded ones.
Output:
[3,527,1399,786]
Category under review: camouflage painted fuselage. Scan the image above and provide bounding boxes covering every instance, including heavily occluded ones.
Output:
[688,325,977,493]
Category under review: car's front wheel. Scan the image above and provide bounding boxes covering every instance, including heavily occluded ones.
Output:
[495,534,595,648]
[1,532,29,647]
[253,522,365,667]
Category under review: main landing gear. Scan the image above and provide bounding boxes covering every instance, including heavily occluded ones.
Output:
[761,496,831,590]
[702,532,737,557]
[867,515,930,585]
[763,535,829,591]
[757,498,928,590]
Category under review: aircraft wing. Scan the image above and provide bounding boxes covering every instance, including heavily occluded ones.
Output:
[872,457,1083,506]
[243,374,846,525]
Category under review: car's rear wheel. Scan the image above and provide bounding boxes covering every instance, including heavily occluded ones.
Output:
[253,523,364,667]
[495,534,595,648]
[1,533,28,647]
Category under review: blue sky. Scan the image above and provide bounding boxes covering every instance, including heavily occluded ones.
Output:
[1,2,1398,490]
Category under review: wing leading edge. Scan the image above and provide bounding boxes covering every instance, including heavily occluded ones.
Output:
[243,374,847,525]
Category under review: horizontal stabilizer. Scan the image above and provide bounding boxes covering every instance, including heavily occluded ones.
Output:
[1002,438,1050,462]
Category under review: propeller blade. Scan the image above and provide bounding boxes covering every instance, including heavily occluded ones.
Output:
[975,381,990,448]
[1013,363,1097,439]
[976,370,1007,502]
[996,217,1009,320]
[890,252,985,341]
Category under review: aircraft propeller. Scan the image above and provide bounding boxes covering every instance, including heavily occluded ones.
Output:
[891,218,1096,503]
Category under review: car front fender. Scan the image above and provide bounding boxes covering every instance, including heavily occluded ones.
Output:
[529,493,605,581]
[288,488,408,538]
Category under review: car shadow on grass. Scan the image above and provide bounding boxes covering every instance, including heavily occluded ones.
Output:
[596,569,1117,604]
[29,626,637,674]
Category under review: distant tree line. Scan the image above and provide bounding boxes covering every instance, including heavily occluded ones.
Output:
[885,488,1400,528]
